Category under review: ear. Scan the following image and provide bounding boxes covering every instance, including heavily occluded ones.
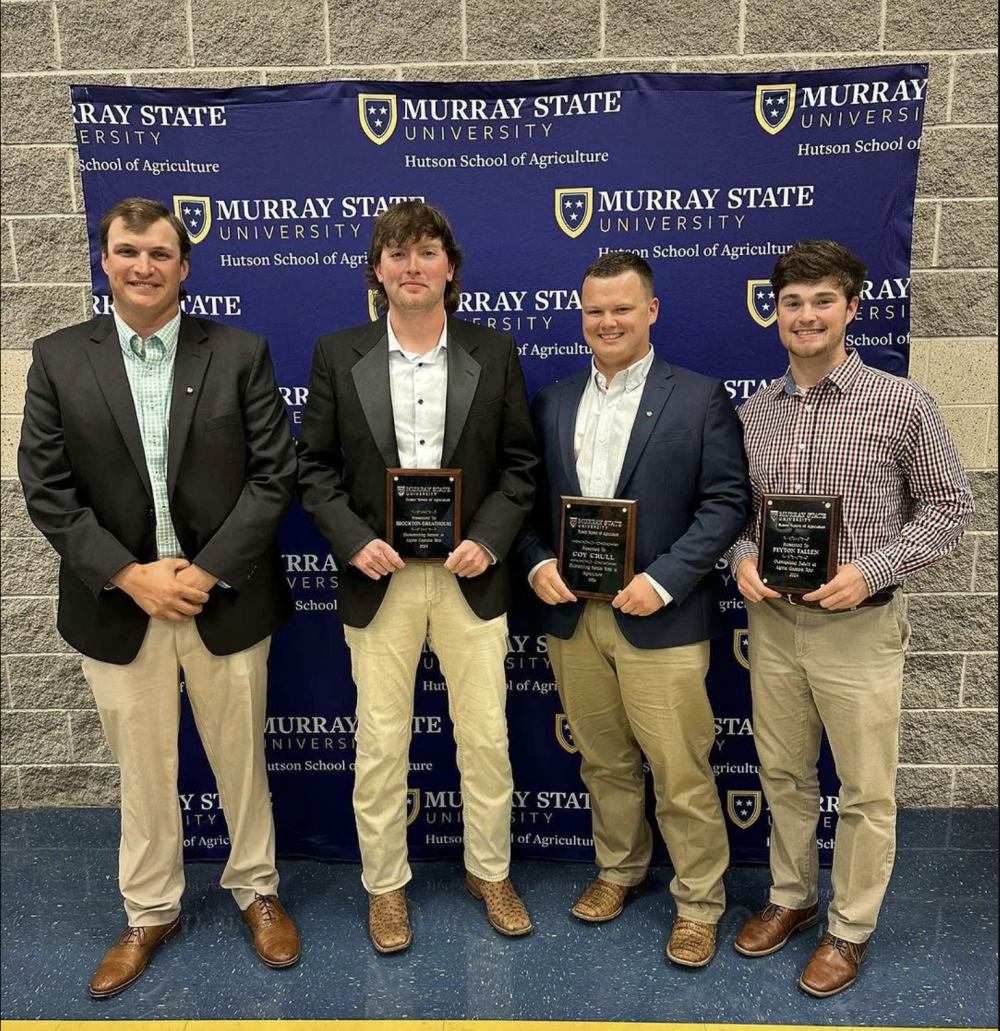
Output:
[846,295,860,324]
[373,262,385,284]
[647,296,660,326]
[179,258,190,284]
[446,262,454,282]
[100,250,109,277]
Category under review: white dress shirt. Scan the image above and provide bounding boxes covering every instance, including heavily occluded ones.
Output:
[387,317,449,469]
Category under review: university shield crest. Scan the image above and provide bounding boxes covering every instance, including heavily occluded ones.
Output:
[554,188,593,238]
[733,629,750,670]
[727,789,763,829]
[755,84,796,134]
[555,714,578,754]
[747,279,778,328]
[359,93,398,145]
[173,196,211,244]
[406,788,420,826]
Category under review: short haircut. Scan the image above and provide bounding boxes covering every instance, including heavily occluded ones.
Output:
[770,240,867,301]
[99,197,191,258]
[365,200,464,313]
[581,251,655,297]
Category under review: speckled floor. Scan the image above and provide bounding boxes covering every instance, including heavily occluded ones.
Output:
[0,808,996,1027]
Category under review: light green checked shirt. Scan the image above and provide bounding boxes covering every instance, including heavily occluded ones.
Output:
[113,309,184,560]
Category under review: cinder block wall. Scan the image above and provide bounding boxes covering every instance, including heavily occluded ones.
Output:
[1,0,996,808]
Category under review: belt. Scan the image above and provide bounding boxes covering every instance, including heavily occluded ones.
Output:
[783,585,899,611]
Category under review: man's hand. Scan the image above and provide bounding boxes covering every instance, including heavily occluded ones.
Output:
[612,574,665,616]
[736,556,782,603]
[176,563,219,593]
[802,563,871,610]
[111,558,210,621]
[531,560,577,605]
[350,539,405,580]
[444,540,491,578]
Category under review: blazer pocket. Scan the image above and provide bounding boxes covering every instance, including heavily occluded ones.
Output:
[468,397,503,419]
[205,411,243,432]
[648,428,692,443]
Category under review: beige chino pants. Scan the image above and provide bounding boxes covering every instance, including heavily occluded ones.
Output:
[83,617,277,927]
[343,563,513,894]
[747,594,910,942]
[547,601,729,924]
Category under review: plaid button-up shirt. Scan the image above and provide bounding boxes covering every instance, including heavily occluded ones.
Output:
[114,309,184,560]
[727,350,973,594]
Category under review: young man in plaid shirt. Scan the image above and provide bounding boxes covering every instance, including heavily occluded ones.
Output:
[727,240,973,997]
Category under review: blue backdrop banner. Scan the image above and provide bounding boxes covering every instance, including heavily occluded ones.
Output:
[73,65,925,866]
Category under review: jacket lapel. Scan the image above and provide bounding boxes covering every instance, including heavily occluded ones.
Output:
[615,357,676,494]
[167,315,210,498]
[441,318,481,467]
[351,319,399,468]
[557,367,589,497]
[86,317,154,502]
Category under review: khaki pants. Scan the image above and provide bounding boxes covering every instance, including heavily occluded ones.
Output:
[343,563,513,894]
[547,602,729,924]
[83,618,277,927]
[747,594,911,942]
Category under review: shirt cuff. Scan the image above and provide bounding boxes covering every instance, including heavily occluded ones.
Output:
[727,541,759,576]
[528,558,557,587]
[642,572,673,607]
[850,552,896,595]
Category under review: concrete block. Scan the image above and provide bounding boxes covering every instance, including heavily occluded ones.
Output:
[6,654,91,710]
[900,709,997,764]
[936,406,990,469]
[676,56,814,73]
[467,0,599,60]
[907,337,930,386]
[920,338,997,405]
[70,711,113,763]
[1,221,13,282]
[910,270,997,339]
[918,127,997,198]
[910,202,937,268]
[0,74,127,145]
[745,0,879,53]
[10,216,90,283]
[57,0,189,69]
[0,537,59,596]
[937,200,998,269]
[1,416,19,477]
[0,709,71,763]
[968,471,997,532]
[973,534,997,594]
[953,766,999,806]
[1,2,58,72]
[0,479,39,539]
[902,652,964,708]
[264,67,397,85]
[885,0,997,50]
[328,0,460,63]
[130,70,262,89]
[605,0,739,57]
[0,597,64,654]
[401,63,537,83]
[1,146,75,215]
[905,536,975,593]
[0,350,31,416]
[19,763,119,807]
[985,408,997,470]
[0,285,88,350]
[895,764,953,807]
[951,52,998,125]
[194,0,326,66]
[908,593,997,652]
[0,765,20,808]
[964,652,998,708]
[539,59,677,78]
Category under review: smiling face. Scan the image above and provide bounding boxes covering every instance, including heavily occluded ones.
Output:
[776,277,859,369]
[581,270,659,380]
[101,216,189,336]
[373,235,454,317]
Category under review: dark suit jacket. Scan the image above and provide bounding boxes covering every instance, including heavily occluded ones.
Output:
[296,315,538,628]
[17,314,296,664]
[518,355,750,649]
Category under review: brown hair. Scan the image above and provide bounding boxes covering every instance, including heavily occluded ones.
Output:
[770,240,867,301]
[364,200,464,313]
[98,197,191,258]
[581,251,655,297]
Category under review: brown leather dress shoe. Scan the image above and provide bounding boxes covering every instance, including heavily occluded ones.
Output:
[368,887,412,954]
[799,932,870,997]
[571,878,637,922]
[89,917,181,998]
[666,917,717,968]
[466,873,533,936]
[735,902,820,957]
[242,894,301,968]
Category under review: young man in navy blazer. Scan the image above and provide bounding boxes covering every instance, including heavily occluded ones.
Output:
[519,251,749,966]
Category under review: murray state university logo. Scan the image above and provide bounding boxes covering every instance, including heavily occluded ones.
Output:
[733,629,750,670]
[755,84,796,134]
[359,94,398,145]
[406,788,420,826]
[747,280,777,327]
[173,196,211,244]
[555,714,578,754]
[727,790,763,829]
[555,188,593,238]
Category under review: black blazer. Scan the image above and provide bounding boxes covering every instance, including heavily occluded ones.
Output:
[296,315,539,628]
[518,356,750,649]
[17,314,296,664]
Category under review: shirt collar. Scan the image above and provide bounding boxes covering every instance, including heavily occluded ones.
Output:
[592,345,655,394]
[386,316,448,364]
[114,309,181,360]
[781,349,864,397]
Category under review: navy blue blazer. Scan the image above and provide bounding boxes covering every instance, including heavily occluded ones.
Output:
[517,355,750,649]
